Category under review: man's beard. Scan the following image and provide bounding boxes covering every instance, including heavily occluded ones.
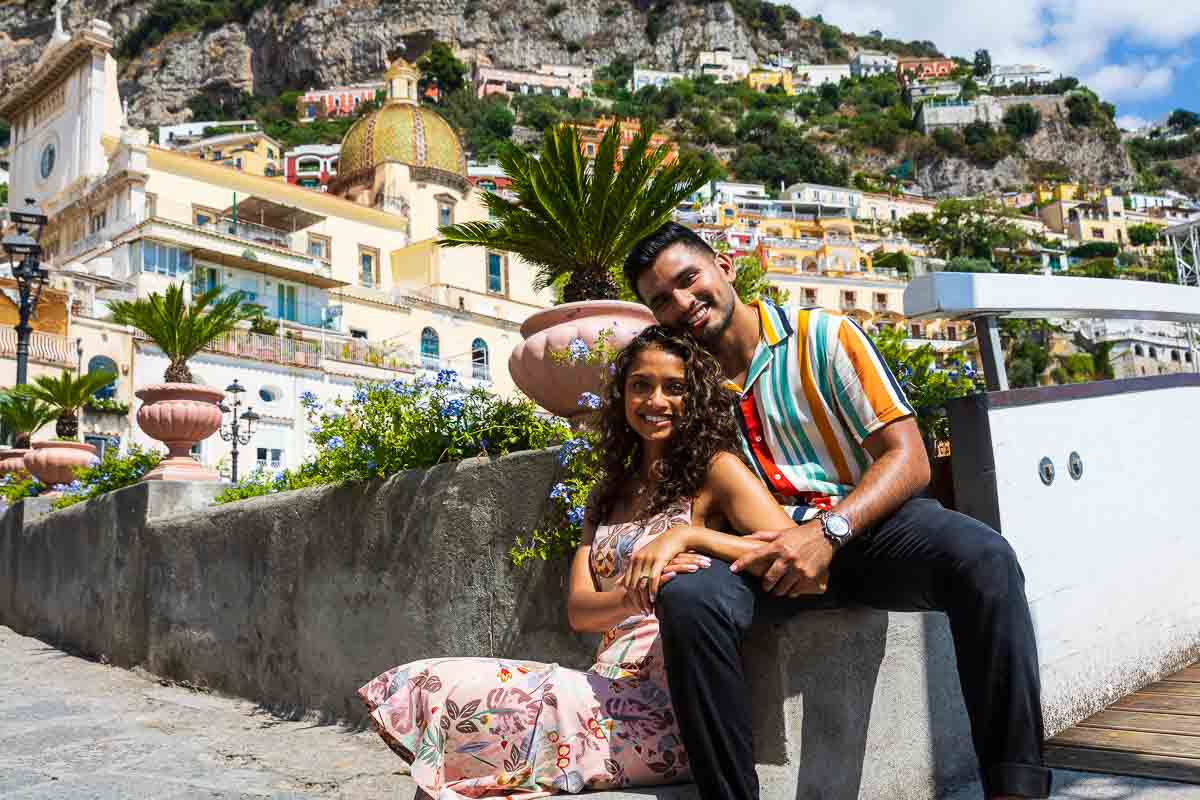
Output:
[691,291,735,348]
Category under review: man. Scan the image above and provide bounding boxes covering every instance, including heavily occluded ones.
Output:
[623,222,1050,800]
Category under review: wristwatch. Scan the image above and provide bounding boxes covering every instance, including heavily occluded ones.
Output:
[817,510,853,549]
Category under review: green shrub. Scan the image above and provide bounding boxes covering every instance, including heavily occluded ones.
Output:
[216,371,570,505]
[0,474,45,508]
[50,445,163,510]
[84,397,131,415]
[871,326,979,443]
[1069,241,1119,259]
[1003,103,1041,139]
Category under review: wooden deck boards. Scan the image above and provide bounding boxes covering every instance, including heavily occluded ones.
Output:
[1046,661,1200,783]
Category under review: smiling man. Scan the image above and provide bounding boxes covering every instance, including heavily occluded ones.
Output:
[622,222,1050,800]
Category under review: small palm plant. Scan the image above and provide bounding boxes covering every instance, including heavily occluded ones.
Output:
[11,370,119,440]
[107,284,262,383]
[439,121,721,302]
[0,390,60,448]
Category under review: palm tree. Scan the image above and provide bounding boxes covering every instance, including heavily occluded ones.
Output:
[0,390,59,448]
[10,370,118,440]
[438,121,721,303]
[107,284,262,383]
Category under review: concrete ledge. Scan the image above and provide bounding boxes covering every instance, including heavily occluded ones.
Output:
[0,451,979,799]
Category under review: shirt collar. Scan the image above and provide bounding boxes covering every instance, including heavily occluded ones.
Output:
[725,300,794,395]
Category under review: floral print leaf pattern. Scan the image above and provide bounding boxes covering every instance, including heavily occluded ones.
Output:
[357,501,694,797]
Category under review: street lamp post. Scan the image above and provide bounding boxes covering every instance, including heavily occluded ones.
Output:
[218,379,260,483]
[2,199,50,386]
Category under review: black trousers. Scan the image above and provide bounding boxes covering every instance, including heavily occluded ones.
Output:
[655,497,1051,799]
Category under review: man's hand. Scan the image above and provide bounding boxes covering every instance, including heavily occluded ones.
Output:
[730,521,834,597]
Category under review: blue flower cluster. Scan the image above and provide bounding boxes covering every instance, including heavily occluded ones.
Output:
[577,392,602,410]
[325,435,345,450]
[300,391,321,410]
[436,369,459,387]
[441,398,465,418]
[557,437,592,466]
[566,507,586,526]
[567,338,590,363]
[353,386,370,404]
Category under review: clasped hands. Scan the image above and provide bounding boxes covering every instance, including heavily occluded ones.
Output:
[620,522,834,616]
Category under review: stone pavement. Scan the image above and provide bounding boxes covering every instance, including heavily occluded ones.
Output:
[1,625,1197,800]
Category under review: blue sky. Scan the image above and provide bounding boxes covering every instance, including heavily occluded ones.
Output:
[783,0,1199,130]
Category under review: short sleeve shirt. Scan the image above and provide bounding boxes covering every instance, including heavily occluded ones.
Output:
[727,301,914,510]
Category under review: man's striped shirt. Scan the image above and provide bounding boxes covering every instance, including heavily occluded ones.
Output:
[728,301,914,510]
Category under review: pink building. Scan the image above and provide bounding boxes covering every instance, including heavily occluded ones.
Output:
[474,66,583,99]
[284,144,340,190]
[297,83,385,122]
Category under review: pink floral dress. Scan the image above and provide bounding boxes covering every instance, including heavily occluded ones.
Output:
[357,502,693,799]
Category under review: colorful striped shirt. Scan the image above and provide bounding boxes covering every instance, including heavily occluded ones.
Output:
[728,301,914,509]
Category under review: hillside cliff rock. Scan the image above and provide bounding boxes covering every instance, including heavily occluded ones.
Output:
[1,0,826,125]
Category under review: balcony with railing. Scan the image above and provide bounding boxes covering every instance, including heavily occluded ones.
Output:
[0,329,75,367]
[132,327,414,374]
[146,197,342,288]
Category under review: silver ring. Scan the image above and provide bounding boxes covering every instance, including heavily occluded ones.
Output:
[637,576,650,585]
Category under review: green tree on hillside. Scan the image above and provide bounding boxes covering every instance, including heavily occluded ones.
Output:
[898,199,1027,260]
[1168,109,1200,132]
[418,42,468,99]
[973,49,992,77]
[1003,103,1041,139]
[1127,223,1160,248]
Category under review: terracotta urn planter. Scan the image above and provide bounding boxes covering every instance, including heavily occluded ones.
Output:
[135,383,225,481]
[508,300,657,419]
[0,448,31,478]
[23,441,97,489]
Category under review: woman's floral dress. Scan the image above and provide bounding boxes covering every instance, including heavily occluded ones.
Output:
[357,502,693,799]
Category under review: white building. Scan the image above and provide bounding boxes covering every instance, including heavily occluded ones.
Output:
[784,182,863,214]
[986,64,1054,89]
[539,64,593,91]
[850,51,897,79]
[632,68,687,92]
[916,96,1005,134]
[793,64,852,91]
[158,120,258,148]
[695,48,754,83]
[905,81,961,104]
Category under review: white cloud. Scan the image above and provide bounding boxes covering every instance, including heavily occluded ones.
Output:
[782,0,1199,109]
[1115,114,1151,131]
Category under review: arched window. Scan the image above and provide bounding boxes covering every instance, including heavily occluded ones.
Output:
[420,327,440,369]
[472,338,489,380]
[1134,345,1144,357]
[87,355,118,399]
[1149,347,1158,359]
[1171,349,1181,362]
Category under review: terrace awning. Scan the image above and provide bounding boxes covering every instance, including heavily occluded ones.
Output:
[221,195,325,231]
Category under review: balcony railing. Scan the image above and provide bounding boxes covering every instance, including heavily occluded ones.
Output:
[0,329,74,367]
[133,328,414,373]
[196,217,293,250]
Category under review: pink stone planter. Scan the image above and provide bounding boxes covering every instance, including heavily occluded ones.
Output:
[0,448,30,478]
[508,300,656,419]
[23,441,97,488]
[135,383,224,482]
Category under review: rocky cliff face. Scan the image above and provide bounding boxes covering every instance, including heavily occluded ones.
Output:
[0,0,826,125]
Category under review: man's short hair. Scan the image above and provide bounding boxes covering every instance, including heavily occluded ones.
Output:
[623,222,716,301]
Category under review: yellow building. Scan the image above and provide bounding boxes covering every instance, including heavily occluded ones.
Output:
[1039,196,1128,245]
[176,130,284,178]
[0,21,552,469]
[747,70,795,95]
[1034,182,1112,205]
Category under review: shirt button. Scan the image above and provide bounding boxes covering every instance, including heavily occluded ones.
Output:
[773,473,782,480]
[754,435,763,443]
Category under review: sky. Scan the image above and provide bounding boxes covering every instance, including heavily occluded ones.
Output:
[782,0,1200,131]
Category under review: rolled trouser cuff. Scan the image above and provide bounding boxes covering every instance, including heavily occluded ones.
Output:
[985,762,1052,798]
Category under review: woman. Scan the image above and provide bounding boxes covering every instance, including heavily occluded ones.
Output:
[358,326,796,798]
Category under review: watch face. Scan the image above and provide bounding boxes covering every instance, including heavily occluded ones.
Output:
[826,514,851,537]
[40,142,56,179]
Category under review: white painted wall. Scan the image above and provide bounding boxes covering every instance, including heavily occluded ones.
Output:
[984,384,1200,732]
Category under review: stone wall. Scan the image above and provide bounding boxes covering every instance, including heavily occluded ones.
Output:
[0,449,980,799]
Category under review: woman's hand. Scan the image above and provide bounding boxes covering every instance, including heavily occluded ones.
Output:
[621,528,696,614]
[659,552,712,586]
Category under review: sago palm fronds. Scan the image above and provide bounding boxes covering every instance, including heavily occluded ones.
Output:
[10,370,118,440]
[108,284,262,383]
[439,121,720,302]
[0,390,60,447]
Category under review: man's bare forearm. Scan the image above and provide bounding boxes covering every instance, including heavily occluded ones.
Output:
[828,433,930,538]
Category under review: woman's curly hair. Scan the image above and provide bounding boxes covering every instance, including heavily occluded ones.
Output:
[588,325,741,525]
